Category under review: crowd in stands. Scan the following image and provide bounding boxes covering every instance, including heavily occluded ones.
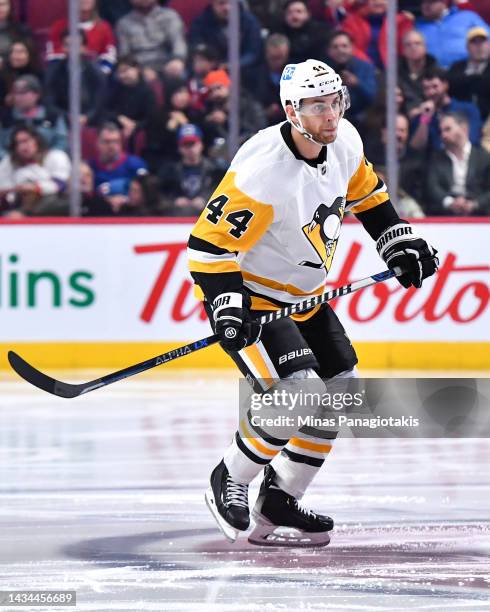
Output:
[0,0,489,218]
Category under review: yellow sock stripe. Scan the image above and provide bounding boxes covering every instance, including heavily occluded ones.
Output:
[288,437,333,454]
[240,419,280,457]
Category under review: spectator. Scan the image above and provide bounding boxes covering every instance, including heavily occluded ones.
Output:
[253,34,290,126]
[44,31,107,127]
[322,0,355,26]
[82,161,158,215]
[0,125,70,216]
[0,38,43,103]
[361,83,407,151]
[410,67,482,152]
[98,0,131,25]
[0,0,32,64]
[47,0,117,75]
[158,123,223,216]
[0,75,69,156]
[79,161,113,216]
[372,113,426,217]
[190,0,263,83]
[272,0,332,65]
[104,56,156,140]
[482,115,490,153]
[448,27,490,122]
[144,78,204,171]
[125,174,161,215]
[325,31,377,124]
[246,0,285,31]
[398,30,439,116]
[89,122,148,208]
[116,0,187,71]
[340,0,414,69]
[416,0,489,69]
[188,44,219,112]
[201,69,266,160]
[469,0,490,24]
[426,112,490,215]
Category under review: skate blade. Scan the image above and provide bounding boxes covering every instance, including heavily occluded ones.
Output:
[204,488,240,543]
[248,512,331,548]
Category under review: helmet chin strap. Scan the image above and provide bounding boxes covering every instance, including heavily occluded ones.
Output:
[288,113,326,148]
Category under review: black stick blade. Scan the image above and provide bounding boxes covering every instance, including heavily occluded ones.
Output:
[7,351,84,399]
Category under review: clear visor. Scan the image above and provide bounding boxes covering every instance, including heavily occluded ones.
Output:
[298,88,350,116]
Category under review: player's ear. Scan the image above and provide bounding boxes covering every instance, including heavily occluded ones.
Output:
[285,104,300,128]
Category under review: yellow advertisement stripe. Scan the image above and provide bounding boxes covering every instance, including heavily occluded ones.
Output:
[289,438,332,454]
[0,342,488,370]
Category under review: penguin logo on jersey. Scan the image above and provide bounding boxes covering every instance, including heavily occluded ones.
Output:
[299,197,345,270]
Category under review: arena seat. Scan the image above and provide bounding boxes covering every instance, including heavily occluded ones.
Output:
[167,0,209,31]
[24,0,66,56]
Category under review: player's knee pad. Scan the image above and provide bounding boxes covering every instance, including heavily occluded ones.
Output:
[249,368,326,440]
[284,367,322,381]
[328,366,359,381]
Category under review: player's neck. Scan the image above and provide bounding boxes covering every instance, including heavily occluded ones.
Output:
[291,124,323,160]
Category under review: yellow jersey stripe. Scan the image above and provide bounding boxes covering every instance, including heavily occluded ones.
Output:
[242,270,325,298]
[350,191,390,214]
[347,156,378,202]
[188,259,241,274]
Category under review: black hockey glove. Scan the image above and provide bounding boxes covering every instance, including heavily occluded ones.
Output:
[212,291,262,352]
[376,221,439,289]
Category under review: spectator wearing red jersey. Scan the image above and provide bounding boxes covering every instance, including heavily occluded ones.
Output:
[341,0,414,69]
[47,0,116,74]
[188,44,219,113]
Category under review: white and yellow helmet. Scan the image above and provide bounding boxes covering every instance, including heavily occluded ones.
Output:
[279,59,350,142]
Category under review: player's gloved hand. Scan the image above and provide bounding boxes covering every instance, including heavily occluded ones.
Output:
[212,292,262,352]
[376,221,439,288]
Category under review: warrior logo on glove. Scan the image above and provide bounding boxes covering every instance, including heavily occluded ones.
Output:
[376,222,439,289]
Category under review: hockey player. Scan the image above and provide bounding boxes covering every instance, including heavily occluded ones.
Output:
[187,59,438,546]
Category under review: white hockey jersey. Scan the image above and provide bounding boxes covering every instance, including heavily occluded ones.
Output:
[188,119,389,311]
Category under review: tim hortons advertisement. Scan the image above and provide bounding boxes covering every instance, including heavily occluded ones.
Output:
[0,219,488,344]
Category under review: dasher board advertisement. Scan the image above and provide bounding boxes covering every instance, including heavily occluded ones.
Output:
[0,218,488,369]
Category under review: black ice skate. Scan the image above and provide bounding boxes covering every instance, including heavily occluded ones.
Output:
[205,460,250,542]
[249,465,333,547]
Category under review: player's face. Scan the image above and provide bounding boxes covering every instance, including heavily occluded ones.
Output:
[298,93,342,145]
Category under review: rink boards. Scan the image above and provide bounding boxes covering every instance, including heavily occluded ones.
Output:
[0,217,488,370]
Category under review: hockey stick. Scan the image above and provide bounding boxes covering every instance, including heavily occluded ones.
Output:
[7,268,399,399]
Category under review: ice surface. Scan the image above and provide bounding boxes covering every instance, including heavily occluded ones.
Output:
[0,371,489,611]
